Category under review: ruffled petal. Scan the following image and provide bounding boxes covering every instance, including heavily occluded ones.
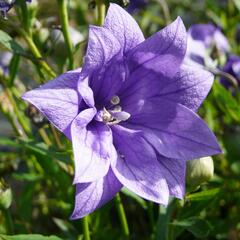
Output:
[71,113,115,183]
[127,17,187,79]
[104,3,144,54]
[22,69,80,139]
[111,125,169,204]
[157,156,186,198]
[71,168,122,219]
[124,99,221,160]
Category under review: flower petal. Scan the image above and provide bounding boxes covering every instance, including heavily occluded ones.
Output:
[104,3,144,54]
[71,114,115,183]
[127,17,187,78]
[83,25,122,73]
[119,63,213,115]
[125,99,221,160]
[157,155,186,198]
[154,64,214,111]
[82,25,125,106]
[111,125,169,204]
[71,168,122,219]
[22,69,80,139]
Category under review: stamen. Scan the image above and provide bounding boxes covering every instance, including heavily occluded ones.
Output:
[111,95,120,105]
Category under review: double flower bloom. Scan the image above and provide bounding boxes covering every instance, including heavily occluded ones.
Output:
[22,4,221,219]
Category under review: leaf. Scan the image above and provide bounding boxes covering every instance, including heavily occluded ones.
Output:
[185,188,221,201]
[171,217,212,238]
[0,234,63,240]
[0,30,25,55]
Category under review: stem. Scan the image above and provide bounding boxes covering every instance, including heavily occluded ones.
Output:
[96,0,106,26]
[57,0,74,69]
[157,0,171,24]
[50,125,63,149]
[83,216,91,240]
[39,128,52,146]
[2,209,14,234]
[207,67,238,89]
[22,33,56,79]
[0,76,31,136]
[115,193,130,238]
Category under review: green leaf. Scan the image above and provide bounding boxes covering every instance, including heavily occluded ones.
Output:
[171,217,212,238]
[0,234,63,240]
[0,30,25,55]
[186,188,221,201]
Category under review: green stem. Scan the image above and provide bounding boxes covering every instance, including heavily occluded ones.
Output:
[115,193,130,238]
[83,216,91,240]
[22,33,56,79]
[0,76,31,136]
[57,0,74,69]
[96,0,106,26]
[3,209,14,234]
[19,0,31,35]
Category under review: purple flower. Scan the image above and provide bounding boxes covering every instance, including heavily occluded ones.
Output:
[0,51,12,76]
[186,23,230,66]
[22,4,221,219]
[220,55,240,88]
[127,0,147,13]
[0,0,31,17]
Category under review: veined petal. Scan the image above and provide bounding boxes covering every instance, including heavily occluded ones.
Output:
[157,156,186,198]
[111,125,169,204]
[71,115,114,183]
[127,17,187,78]
[119,63,213,115]
[125,99,221,160]
[22,69,80,139]
[83,25,122,73]
[71,168,122,219]
[155,64,214,111]
[82,25,125,106]
[104,3,144,54]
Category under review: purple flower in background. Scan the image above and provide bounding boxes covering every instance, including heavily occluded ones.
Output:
[186,23,230,66]
[127,0,147,13]
[220,55,240,89]
[22,4,221,219]
[0,51,12,76]
[0,0,31,17]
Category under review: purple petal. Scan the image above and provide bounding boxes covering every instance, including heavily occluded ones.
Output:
[157,156,186,198]
[71,168,122,219]
[22,69,80,139]
[71,114,115,183]
[127,17,187,79]
[111,125,169,204]
[155,64,214,111]
[78,77,95,108]
[119,63,213,115]
[124,99,221,160]
[104,3,144,54]
[82,25,125,105]
[83,25,122,73]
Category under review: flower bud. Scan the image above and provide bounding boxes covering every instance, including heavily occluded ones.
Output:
[0,180,12,210]
[186,156,214,189]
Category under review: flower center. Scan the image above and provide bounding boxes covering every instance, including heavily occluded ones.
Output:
[102,96,130,125]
